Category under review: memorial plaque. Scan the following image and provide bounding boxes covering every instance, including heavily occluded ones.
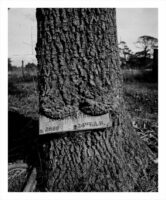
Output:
[39,111,112,135]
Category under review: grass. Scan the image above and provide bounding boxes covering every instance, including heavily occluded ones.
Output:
[122,69,158,158]
[8,69,38,120]
[124,82,158,156]
[8,67,158,191]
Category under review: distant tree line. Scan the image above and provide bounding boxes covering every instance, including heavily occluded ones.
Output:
[8,59,38,82]
[118,35,158,69]
[8,58,18,71]
[8,58,37,72]
[8,35,158,72]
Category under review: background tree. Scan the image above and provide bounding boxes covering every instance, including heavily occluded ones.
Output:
[118,41,132,68]
[25,62,37,72]
[136,35,158,65]
[36,8,156,192]
[118,41,131,59]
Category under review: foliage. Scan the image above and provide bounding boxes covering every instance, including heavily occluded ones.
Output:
[119,41,131,56]
[118,41,132,68]
[119,35,158,69]
[127,54,153,69]
[8,58,17,71]
[25,62,37,71]
[136,35,158,59]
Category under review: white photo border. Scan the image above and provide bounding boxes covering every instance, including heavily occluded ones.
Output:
[0,0,166,200]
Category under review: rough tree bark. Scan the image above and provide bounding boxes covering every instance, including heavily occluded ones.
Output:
[36,8,156,192]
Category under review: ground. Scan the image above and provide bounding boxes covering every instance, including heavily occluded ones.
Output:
[8,68,158,192]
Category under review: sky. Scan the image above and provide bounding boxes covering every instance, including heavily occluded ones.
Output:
[8,8,158,66]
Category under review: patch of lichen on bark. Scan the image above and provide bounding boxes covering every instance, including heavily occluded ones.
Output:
[36,8,122,119]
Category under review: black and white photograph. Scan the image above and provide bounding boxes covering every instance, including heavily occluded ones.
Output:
[7,7,159,193]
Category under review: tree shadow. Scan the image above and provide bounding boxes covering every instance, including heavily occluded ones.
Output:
[8,82,23,96]
[8,111,39,167]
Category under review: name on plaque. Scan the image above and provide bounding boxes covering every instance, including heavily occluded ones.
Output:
[39,111,111,135]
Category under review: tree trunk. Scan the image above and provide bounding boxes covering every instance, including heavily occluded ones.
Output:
[36,8,156,192]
